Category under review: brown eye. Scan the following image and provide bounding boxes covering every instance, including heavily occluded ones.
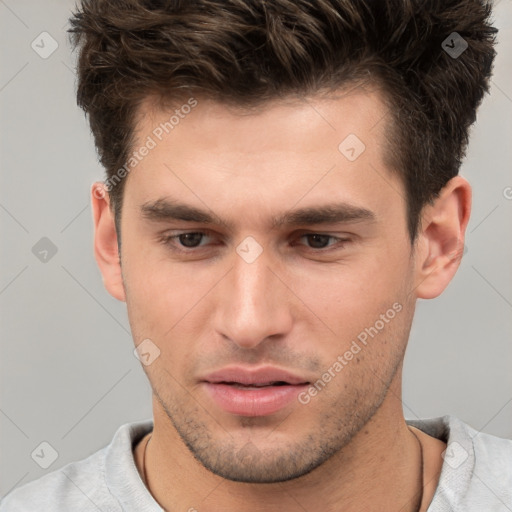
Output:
[294,233,351,253]
[304,234,332,249]
[159,231,214,252]
[178,232,204,248]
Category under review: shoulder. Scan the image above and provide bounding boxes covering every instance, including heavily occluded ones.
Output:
[0,420,152,512]
[464,419,512,506]
[0,445,114,512]
[443,415,512,479]
[409,415,512,511]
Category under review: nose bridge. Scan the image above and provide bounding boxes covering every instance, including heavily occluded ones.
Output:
[215,242,292,349]
[235,250,269,311]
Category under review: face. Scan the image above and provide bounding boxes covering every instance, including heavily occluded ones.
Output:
[114,88,420,483]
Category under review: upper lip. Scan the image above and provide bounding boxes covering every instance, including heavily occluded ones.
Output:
[201,366,310,386]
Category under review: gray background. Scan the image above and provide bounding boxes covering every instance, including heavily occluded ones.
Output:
[1,0,511,498]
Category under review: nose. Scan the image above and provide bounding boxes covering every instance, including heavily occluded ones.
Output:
[213,241,293,350]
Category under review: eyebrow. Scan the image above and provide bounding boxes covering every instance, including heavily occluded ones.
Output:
[140,198,376,230]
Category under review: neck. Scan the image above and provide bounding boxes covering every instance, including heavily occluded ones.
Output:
[137,377,440,512]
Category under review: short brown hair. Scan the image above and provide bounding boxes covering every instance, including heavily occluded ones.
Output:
[69,0,497,242]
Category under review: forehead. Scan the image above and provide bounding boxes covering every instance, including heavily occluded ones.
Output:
[123,87,403,230]
[131,87,392,171]
[135,84,390,145]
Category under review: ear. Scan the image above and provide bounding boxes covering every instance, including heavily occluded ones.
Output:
[413,176,471,299]
[91,182,126,302]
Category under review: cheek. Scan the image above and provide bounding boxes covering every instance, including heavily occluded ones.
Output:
[123,244,201,318]
[290,250,412,339]
[122,253,219,362]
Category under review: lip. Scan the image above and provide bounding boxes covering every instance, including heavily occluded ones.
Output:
[200,366,310,417]
[202,366,310,386]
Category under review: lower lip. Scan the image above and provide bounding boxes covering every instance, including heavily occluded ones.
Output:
[203,382,308,417]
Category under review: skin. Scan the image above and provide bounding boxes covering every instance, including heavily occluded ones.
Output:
[92,86,470,512]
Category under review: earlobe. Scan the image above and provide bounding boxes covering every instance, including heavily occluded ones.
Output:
[414,176,471,299]
[91,182,126,302]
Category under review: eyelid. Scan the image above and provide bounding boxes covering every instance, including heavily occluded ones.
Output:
[294,233,351,249]
[158,229,353,254]
[157,229,213,249]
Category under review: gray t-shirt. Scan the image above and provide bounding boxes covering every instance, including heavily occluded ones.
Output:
[1,415,511,511]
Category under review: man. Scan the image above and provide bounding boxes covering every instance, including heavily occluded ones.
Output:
[1,0,510,511]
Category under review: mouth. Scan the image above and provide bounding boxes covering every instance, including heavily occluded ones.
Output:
[217,381,296,389]
[200,366,311,417]
[202,366,310,386]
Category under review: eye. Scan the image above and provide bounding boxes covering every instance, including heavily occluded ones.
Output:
[176,232,207,248]
[158,230,351,255]
[159,231,213,250]
[297,233,349,250]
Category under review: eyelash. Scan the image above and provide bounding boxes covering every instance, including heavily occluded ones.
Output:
[158,230,351,253]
